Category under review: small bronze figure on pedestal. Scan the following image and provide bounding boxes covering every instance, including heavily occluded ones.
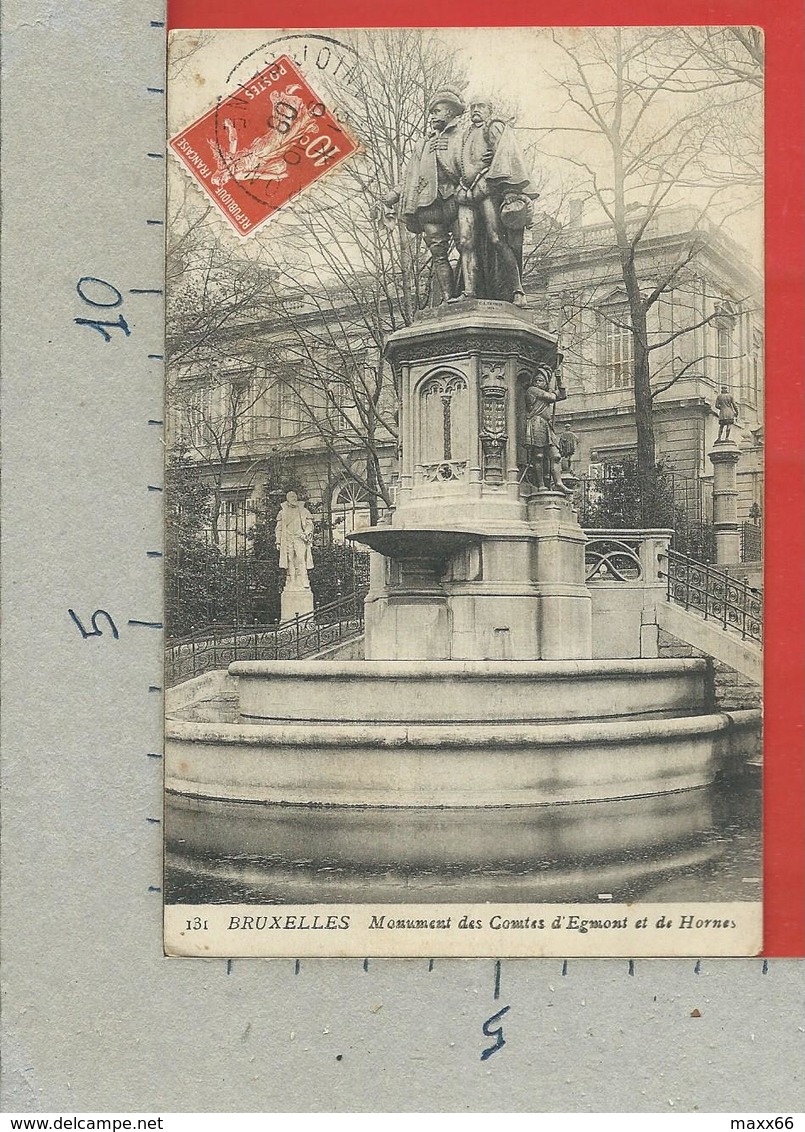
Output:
[558,422,579,478]
[715,385,739,442]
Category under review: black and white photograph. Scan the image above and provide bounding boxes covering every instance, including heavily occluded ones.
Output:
[163,26,764,957]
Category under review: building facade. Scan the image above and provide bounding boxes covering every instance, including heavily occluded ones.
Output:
[537,205,763,524]
[167,204,764,555]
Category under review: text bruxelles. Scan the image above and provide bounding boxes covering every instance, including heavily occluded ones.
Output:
[228,914,350,930]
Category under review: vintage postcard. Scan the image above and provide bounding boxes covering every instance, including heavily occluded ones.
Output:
[163,26,764,957]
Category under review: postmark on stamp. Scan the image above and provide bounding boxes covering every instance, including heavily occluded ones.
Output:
[168,53,358,237]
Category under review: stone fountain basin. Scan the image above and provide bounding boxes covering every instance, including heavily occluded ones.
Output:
[228,658,712,724]
[167,658,760,807]
[164,786,725,903]
[166,786,716,870]
[165,705,761,807]
[348,527,480,561]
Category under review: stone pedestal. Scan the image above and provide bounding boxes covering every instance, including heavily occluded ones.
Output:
[383,297,558,527]
[280,585,314,622]
[354,490,592,662]
[709,439,741,566]
[351,300,593,662]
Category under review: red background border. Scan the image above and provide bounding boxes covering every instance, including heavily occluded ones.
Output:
[167,0,805,957]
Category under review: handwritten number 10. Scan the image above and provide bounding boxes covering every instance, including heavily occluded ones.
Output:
[74,277,131,342]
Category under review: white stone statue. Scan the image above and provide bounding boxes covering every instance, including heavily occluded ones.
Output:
[275,491,314,589]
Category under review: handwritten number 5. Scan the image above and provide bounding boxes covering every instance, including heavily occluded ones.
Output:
[68,609,120,640]
[481,1005,511,1061]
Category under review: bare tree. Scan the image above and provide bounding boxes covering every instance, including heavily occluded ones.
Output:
[250,292,398,524]
[167,360,286,547]
[166,31,468,526]
[166,205,279,370]
[669,27,763,91]
[544,27,762,517]
[217,29,468,523]
[165,199,285,547]
[670,28,764,189]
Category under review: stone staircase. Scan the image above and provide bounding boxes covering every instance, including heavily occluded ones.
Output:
[658,628,762,711]
[656,599,762,684]
[660,548,762,684]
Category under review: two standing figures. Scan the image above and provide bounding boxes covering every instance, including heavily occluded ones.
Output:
[387,90,537,306]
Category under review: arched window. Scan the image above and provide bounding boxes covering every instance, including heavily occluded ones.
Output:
[419,373,468,473]
[331,479,371,542]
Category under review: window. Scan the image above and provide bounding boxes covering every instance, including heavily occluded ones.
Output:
[713,301,737,392]
[183,382,212,447]
[220,492,250,557]
[749,328,763,408]
[278,381,301,437]
[264,381,281,439]
[599,309,633,391]
[657,289,675,336]
[231,373,256,442]
[248,384,271,439]
[717,325,732,390]
[589,446,638,473]
[331,480,372,542]
[326,380,350,431]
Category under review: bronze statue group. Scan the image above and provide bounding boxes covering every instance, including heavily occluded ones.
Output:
[386,90,578,493]
[386,89,536,307]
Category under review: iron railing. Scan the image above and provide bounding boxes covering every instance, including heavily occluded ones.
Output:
[584,530,673,585]
[165,591,365,686]
[585,535,644,582]
[576,464,713,526]
[665,548,762,643]
[740,520,763,563]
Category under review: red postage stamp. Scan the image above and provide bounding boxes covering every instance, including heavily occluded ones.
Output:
[168,54,358,236]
